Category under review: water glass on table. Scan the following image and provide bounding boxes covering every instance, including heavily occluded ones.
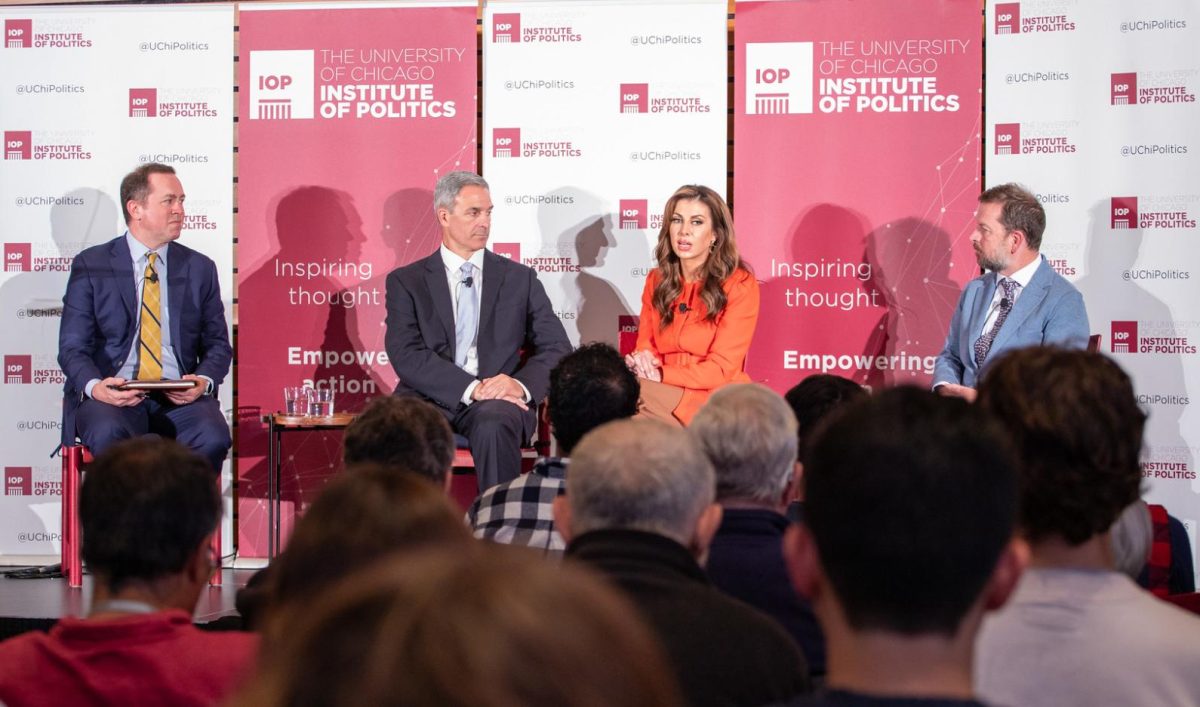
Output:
[283,386,309,416]
[308,387,335,417]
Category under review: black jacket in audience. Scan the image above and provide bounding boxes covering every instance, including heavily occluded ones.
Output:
[707,508,826,675]
[567,528,810,707]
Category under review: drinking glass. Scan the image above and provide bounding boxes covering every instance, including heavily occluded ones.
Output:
[283,386,308,416]
[308,387,335,417]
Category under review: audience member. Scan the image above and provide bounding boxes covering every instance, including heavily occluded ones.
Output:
[234,546,682,707]
[692,384,826,677]
[467,342,639,554]
[1137,503,1196,596]
[785,374,869,463]
[781,387,1026,706]
[251,464,470,638]
[1110,499,1153,579]
[0,438,256,706]
[556,419,809,707]
[975,348,1200,706]
[783,374,867,523]
[237,397,457,625]
[342,395,456,487]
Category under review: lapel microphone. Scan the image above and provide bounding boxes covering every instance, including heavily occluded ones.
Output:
[147,271,159,284]
[463,276,474,288]
[678,302,689,313]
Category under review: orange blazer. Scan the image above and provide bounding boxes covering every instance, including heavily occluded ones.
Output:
[635,268,760,424]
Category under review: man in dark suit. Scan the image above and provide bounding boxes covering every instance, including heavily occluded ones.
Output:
[58,163,232,471]
[933,183,1089,401]
[384,172,570,491]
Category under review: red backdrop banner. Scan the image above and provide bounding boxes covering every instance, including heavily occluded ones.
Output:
[734,0,982,393]
[236,2,477,557]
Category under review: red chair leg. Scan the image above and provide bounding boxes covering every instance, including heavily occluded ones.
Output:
[209,475,222,587]
[61,445,89,588]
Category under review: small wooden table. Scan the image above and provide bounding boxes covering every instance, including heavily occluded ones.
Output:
[262,412,357,558]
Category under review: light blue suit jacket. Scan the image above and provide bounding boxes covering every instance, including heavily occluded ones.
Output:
[933,256,1089,388]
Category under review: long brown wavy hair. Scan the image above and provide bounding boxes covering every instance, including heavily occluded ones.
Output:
[652,185,746,326]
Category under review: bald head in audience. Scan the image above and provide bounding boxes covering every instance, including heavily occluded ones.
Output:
[554,418,721,553]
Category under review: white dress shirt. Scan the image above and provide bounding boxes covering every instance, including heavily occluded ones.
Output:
[439,245,531,406]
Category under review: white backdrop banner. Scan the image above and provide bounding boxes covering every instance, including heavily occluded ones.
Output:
[482,0,728,351]
[986,0,1199,576]
[0,4,234,560]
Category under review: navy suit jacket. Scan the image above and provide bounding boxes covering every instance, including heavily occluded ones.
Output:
[933,255,1089,388]
[57,235,232,445]
[384,249,571,412]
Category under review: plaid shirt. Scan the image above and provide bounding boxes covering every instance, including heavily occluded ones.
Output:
[466,457,567,555]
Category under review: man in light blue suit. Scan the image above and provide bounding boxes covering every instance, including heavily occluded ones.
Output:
[934,183,1089,402]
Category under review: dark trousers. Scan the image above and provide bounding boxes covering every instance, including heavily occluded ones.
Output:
[452,399,535,492]
[75,394,230,472]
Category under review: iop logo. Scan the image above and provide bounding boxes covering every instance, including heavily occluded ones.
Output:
[5,131,31,160]
[129,88,157,118]
[249,50,314,120]
[5,468,31,496]
[619,200,648,230]
[5,243,31,272]
[994,123,1020,155]
[5,19,31,48]
[620,84,648,114]
[493,128,521,158]
[995,3,1021,34]
[745,42,813,115]
[4,355,32,384]
[493,13,520,43]
[492,243,521,262]
[1111,197,1138,229]
[1111,321,1138,353]
[1111,73,1138,105]
[618,315,640,356]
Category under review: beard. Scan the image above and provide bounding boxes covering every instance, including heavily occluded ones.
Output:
[975,247,1009,273]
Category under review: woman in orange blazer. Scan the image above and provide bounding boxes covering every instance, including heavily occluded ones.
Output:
[625,185,759,425]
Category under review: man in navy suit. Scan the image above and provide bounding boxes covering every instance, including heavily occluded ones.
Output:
[384,172,570,491]
[934,183,1089,401]
[58,164,232,471]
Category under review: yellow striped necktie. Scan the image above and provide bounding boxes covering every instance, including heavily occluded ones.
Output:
[136,252,163,381]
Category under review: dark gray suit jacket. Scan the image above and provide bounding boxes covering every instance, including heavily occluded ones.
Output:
[384,248,570,412]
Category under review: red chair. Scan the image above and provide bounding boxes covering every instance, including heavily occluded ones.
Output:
[61,444,224,588]
[1088,334,1101,352]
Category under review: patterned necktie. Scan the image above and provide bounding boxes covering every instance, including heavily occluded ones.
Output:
[973,278,1018,367]
[137,252,163,380]
[454,262,478,368]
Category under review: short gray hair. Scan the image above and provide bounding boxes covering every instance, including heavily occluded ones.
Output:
[567,419,715,544]
[691,384,798,505]
[433,171,489,216]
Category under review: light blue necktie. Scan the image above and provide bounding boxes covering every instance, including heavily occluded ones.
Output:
[455,262,478,368]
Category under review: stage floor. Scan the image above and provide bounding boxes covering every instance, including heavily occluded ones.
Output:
[0,568,256,640]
